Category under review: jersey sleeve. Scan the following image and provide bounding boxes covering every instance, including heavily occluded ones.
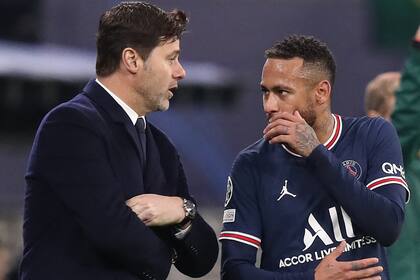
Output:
[220,152,262,249]
[365,119,409,206]
[220,151,315,280]
[306,119,406,246]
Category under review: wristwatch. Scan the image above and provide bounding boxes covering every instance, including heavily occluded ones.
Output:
[182,198,197,221]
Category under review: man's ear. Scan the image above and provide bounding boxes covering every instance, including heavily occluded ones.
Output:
[121,47,143,74]
[315,80,331,105]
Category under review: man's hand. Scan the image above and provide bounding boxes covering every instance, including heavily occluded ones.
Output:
[415,25,420,41]
[263,111,320,157]
[126,194,185,226]
[314,241,383,280]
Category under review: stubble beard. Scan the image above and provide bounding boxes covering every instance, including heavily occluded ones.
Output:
[147,92,169,112]
[299,101,317,127]
[137,84,169,113]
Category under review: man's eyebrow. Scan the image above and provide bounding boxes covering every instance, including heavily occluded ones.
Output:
[168,50,180,57]
[260,84,293,92]
[272,85,293,92]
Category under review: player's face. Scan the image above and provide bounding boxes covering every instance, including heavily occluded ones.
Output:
[261,57,317,126]
[135,39,186,113]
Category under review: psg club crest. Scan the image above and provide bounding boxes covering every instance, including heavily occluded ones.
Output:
[224,176,233,207]
[342,160,362,180]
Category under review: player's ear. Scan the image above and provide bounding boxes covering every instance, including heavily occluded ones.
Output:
[315,80,331,105]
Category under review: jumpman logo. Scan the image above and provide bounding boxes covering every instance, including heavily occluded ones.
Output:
[277,180,296,201]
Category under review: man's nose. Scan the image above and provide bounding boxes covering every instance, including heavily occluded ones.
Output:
[263,92,279,114]
[173,61,186,80]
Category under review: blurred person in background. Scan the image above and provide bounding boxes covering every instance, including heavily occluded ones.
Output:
[0,241,11,280]
[0,240,17,280]
[220,35,408,279]
[20,2,218,280]
[365,25,420,280]
[365,72,400,121]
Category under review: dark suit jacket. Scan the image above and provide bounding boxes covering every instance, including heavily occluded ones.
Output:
[21,80,218,280]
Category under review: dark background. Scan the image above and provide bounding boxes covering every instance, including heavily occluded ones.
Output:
[0,0,419,279]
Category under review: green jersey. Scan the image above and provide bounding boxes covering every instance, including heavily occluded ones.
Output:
[390,42,420,279]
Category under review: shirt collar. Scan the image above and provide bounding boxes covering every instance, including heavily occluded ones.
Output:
[95,78,146,127]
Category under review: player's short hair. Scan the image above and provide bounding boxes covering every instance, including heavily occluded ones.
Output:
[96,1,188,77]
[365,72,400,115]
[265,35,336,87]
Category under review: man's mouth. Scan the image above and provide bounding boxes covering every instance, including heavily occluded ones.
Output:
[168,86,178,99]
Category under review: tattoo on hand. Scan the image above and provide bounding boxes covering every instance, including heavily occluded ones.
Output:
[296,124,319,156]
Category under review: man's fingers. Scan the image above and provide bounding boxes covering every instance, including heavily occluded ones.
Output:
[264,126,290,140]
[129,203,149,216]
[294,110,305,121]
[125,197,136,207]
[343,257,380,271]
[328,241,346,259]
[137,209,153,223]
[342,258,381,279]
[267,112,293,122]
[266,117,295,127]
[415,25,420,41]
[264,119,296,140]
[266,134,291,145]
[347,265,383,279]
[359,276,381,280]
[125,194,147,207]
[263,118,295,134]
[269,112,299,123]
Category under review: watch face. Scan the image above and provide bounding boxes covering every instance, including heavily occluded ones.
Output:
[184,199,196,219]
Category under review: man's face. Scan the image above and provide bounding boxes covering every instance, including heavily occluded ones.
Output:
[383,95,396,122]
[136,39,186,113]
[260,57,317,126]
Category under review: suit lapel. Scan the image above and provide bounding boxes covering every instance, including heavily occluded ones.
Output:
[82,80,168,195]
[82,80,144,164]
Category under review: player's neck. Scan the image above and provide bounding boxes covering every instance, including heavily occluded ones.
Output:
[313,112,334,144]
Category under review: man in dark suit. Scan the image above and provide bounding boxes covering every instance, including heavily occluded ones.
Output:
[20,2,218,280]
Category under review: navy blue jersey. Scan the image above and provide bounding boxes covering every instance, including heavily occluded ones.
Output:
[220,115,409,280]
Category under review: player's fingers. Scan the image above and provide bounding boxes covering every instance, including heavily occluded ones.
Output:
[347,265,382,279]
[294,110,305,121]
[263,119,295,134]
[358,277,381,280]
[268,113,296,124]
[328,241,346,259]
[268,112,293,122]
[358,276,381,280]
[275,111,306,125]
[264,126,289,139]
[342,257,380,271]
[266,134,291,145]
